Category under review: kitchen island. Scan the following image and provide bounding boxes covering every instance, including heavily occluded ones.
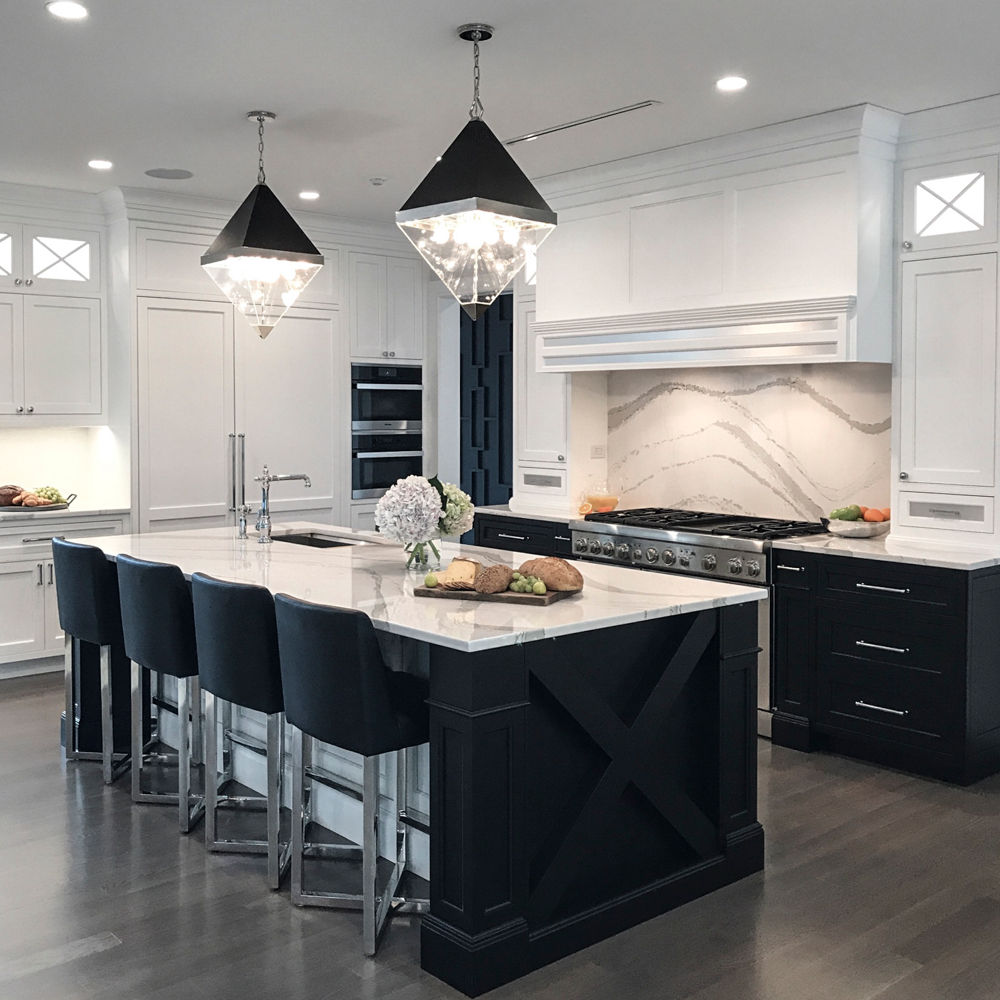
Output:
[74,523,767,996]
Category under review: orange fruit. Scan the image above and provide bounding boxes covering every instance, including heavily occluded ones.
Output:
[577,501,593,515]
[863,509,885,522]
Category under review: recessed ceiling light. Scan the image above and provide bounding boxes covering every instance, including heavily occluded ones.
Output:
[716,75,748,93]
[46,1,88,20]
[299,191,320,201]
[145,167,194,180]
[88,159,113,171]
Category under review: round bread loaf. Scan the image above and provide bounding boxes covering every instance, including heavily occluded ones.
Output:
[517,557,584,592]
[0,485,24,506]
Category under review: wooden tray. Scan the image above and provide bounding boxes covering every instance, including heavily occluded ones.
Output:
[0,493,77,512]
[413,586,581,606]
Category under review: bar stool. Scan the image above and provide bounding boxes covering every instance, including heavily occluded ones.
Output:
[117,553,204,833]
[191,572,289,888]
[273,593,430,956]
[51,538,129,785]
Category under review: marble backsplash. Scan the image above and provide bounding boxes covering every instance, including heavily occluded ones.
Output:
[606,364,891,521]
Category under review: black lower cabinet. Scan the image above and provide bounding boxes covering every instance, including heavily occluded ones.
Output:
[473,513,573,558]
[771,550,1000,785]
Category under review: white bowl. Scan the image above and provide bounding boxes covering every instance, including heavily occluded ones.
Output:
[826,519,890,538]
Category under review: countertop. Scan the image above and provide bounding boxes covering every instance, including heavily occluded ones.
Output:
[0,505,130,524]
[476,504,573,524]
[774,532,1000,571]
[73,522,766,654]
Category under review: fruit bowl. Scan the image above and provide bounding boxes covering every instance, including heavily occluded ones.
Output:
[825,519,890,538]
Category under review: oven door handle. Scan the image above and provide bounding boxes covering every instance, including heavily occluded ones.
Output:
[353,383,423,391]
[353,450,424,459]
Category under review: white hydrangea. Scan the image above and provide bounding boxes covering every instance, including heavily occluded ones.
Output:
[374,476,443,545]
[438,481,475,537]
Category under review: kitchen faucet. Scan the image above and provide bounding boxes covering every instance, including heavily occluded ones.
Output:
[251,464,312,543]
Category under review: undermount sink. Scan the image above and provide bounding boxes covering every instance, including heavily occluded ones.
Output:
[274,532,368,549]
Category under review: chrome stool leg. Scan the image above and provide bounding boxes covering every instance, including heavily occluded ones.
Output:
[362,754,379,956]
[204,691,220,847]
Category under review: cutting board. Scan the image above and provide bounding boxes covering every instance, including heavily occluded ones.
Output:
[413,586,581,606]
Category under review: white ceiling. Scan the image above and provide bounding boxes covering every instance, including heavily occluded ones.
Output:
[5,0,1000,223]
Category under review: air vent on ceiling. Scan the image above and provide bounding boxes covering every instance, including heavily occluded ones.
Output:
[506,100,661,146]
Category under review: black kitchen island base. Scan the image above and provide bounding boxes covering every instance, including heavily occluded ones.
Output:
[421,603,764,996]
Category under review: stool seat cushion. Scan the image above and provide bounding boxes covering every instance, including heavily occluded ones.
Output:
[117,554,199,679]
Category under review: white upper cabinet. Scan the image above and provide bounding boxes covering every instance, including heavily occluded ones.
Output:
[901,156,998,253]
[348,252,424,361]
[898,253,997,489]
[0,221,101,295]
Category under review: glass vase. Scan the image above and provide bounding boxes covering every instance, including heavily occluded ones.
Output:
[404,539,440,571]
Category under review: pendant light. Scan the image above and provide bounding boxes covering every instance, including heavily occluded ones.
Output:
[202,112,324,339]
[396,24,557,320]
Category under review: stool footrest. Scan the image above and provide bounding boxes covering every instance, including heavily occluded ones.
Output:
[305,763,363,801]
[224,728,269,755]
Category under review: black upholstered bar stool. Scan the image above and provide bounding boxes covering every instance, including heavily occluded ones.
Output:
[273,593,430,956]
[51,538,129,785]
[117,553,204,833]
[191,572,289,888]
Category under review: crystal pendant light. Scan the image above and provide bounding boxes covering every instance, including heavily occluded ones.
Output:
[396,25,557,320]
[202,112,324,339]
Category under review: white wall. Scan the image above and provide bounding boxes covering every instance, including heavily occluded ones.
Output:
[606,362,891,520]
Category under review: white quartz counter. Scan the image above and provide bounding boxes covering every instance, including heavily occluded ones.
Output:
[0,505,129,524]
[774,532,1000,571]
[73,522,766,653]
[476,505,572,524]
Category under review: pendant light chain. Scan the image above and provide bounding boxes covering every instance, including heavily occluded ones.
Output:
[257,114,267,185]
[469,31,484,120]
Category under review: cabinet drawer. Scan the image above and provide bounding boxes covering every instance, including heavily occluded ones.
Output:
[474,516,572,558]
[817,604,961,676]
[818,558,963,615]
[772,550,815,590]
[897,492,994,534]
[816,665,954,751]
[0,518,125,559]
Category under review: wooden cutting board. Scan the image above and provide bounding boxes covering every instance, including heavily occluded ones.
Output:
[413,586,581,606]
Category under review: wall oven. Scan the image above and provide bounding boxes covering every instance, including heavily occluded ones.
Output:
[351,364,423,499]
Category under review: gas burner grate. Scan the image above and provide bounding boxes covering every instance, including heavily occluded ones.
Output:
[585,507,827,540]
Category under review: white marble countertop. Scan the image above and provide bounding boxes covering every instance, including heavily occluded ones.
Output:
[476,505,573,525]
[773,532,1000,570]
[72,522,766,653]
[0,505,130,524]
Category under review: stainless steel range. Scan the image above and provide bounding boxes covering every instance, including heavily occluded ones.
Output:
[570,508,828,736]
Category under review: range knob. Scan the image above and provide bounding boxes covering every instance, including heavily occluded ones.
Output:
[590,539,603,554]
[632,545,644,561]
[574,537,588,553]
[601,540,615,556]
[661,548,676,566]
[617,543,631,560]
[702,554,717,571]
[747,560,761,578]
[646,546,659,563]
[679,552,691,567]
[728,557,744,575]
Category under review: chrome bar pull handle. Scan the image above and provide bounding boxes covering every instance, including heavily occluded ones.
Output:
[776,564,805,572]
[856,582,910,594]
[497,532,527,541]
[238,433,246,508]
[228,433,237,512]
[36,563,44,586]
[855,640,909,655]
[48,563,54,585]
[854,699,908,717]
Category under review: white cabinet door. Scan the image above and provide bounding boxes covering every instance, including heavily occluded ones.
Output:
[138,297,236,529]
[899,254,997,488]
[22,295,101,414]
[515,301,568,465]
[350,504,378,532]
[386,257,423,360]
[902,157,998,254]
[43,559,64,652]
[0,560,47,662]
[0,293,22,414]
[349,253,387,359]
[237,307,342,517]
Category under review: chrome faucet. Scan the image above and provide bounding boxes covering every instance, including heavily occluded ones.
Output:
[253,464,312,544]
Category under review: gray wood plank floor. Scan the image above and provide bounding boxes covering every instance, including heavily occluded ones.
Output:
[3,673,1000,999]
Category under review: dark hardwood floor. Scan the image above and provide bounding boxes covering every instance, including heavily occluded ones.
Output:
[3,673,1000,999]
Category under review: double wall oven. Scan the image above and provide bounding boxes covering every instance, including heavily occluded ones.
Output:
[351,363,423,499]
[570,508,828,737]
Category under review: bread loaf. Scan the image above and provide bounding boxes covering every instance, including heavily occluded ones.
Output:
[0,485,23,507]
[517,557,584,592]
[436,558,481,590]
[475,564,514,594]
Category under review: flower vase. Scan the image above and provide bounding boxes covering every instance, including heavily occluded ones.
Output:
[404,539,440,571]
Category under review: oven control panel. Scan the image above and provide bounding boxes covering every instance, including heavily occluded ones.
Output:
[572,531,767,584]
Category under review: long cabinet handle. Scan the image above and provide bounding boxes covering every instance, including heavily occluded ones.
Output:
[354,450,423,459]
[497,532,527,541]
[776,564,805,572]
[48,563,54,585]
[21,535,61,544]
[228,433,237,512]
[928,507,961,517]
[554,535,571,542]
[238,433,246,509]
[855,639,909,655]
[353,383,422,391]
[854,699,908,718]
[856,582,910,594]
[36,563,44,586]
